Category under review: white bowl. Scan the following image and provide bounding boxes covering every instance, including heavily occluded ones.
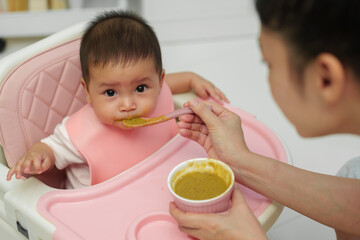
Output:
[168,158,234,213]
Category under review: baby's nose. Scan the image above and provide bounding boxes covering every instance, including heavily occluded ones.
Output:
[119,97,136,112]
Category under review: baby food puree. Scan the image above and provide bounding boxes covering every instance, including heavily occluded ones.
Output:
[171,159,233,200]
[174,171,228,200]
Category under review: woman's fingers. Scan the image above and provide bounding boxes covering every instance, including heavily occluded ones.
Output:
[178,113,204,124]
[177,121,208,134]
[178,127,207,147]
[169,202,206,229]
[231,187,246,208]
[186,100,227,129]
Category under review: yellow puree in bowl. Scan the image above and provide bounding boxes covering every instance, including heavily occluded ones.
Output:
[174,171,228,200]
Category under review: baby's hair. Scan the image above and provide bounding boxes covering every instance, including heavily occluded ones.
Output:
[255,0,360,80]
[80,10,162,85]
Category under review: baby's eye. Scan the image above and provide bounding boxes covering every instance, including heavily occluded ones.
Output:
[136,84,147,93]
[104,89,117,97]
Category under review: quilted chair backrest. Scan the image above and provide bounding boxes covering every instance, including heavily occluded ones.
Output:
[0,38,87,188]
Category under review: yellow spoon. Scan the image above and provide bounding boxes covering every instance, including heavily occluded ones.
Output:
[122,107,194,128]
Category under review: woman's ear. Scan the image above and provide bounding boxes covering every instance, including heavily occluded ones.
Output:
[314,53,346,104]
[81,78,91,104]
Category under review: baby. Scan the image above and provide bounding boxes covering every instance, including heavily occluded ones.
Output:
[6,10,228,189]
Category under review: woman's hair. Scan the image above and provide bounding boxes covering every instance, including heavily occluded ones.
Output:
[255,0,360,79]
[80,10,162,84]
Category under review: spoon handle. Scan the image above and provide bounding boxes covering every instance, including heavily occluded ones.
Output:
[164,107,194,119]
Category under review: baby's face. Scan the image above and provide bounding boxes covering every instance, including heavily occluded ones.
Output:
[83,58,163,129]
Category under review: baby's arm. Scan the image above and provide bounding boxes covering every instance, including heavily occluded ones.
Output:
[164,72,229,104]
[6,142,55,180]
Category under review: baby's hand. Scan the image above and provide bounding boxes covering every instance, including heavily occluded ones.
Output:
[6,143,55,181]
[190,73,229,104]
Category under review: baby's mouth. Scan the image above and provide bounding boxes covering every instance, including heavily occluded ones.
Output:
[115,114,140,122]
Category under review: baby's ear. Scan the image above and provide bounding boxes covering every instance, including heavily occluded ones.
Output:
[160,69,165,87]
[80,78,86,88]
[81,78,91,104]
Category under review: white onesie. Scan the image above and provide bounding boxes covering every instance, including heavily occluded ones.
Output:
[41,117,90,189]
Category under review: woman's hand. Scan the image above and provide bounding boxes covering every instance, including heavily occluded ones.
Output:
[177,99,250,170]
[174,99,267,239]
[169,188,267,240]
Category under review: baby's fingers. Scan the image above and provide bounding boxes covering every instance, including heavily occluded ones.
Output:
[41,158,52,172]
[22,156,35,174]
[31,157,44,174]
[206,87,229,104]
[24,155,49,174]
[11,160,27,180]
[214,88,230,103]
[6,167,16,180]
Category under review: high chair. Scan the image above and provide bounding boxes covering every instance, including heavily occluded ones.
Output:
[0,22,289,240]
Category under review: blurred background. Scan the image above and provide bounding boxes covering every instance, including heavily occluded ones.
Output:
[1,0,360,239]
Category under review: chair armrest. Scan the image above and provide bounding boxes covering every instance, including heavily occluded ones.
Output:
[173,91,197,110]
[0,163,55,239]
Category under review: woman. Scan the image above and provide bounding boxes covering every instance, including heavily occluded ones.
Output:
[169,0,360,239]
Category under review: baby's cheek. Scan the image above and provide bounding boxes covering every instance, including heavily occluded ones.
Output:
[95,109,113,125]
[141,100,158,117]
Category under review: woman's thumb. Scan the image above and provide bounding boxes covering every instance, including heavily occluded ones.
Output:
[188,99,221,128]
[231,187,248,208]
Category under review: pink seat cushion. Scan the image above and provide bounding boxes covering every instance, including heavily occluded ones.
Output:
[0,38,87,188]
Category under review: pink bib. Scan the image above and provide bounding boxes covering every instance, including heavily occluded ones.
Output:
[66,83,177,185]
